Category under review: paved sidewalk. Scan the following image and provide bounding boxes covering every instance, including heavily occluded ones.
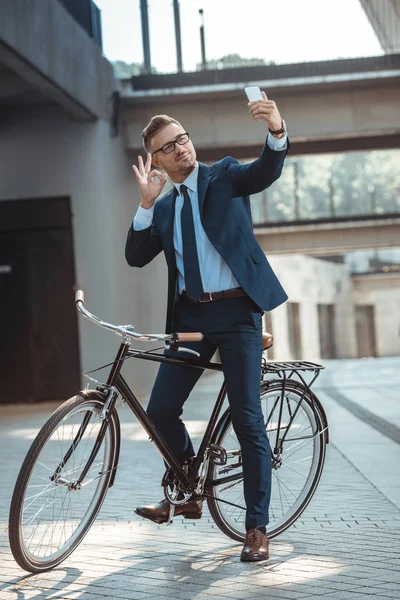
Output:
[1,357,400,599]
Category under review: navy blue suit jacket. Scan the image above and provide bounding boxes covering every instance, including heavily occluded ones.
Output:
[126,137,289,333]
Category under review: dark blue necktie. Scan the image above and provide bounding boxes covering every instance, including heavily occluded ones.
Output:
[180,184,204,301]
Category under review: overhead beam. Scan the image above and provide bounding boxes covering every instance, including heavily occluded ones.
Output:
[255,215,400,256]
[192,133,400,161]
[0,42,95,120]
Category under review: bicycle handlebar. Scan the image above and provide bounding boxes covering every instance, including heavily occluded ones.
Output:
[176,332,204,342]
[74,290,204,346]
[75,290,85,304]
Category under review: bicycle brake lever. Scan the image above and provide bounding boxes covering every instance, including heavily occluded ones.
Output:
[119,325,136,332]
[176,346,200,358]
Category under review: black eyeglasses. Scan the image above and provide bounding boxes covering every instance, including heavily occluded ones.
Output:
[152,132,190,156]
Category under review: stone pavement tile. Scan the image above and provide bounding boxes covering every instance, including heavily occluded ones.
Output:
[317,594,386,600]
[347,578,395,588]
[360,571,400,584]
[8,581,153,600]
[55,594,143,600]
[304,574,374,586]
[349,587,399,597]
[372,582,400,591]
[213,589,310,600]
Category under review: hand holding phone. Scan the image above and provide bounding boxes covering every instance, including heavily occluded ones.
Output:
[244,86,263,102]
[245,86,284,134]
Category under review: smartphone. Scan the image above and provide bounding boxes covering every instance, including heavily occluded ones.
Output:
[244,86,263,102]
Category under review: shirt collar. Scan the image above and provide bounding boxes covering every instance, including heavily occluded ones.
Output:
[173,162,199,195]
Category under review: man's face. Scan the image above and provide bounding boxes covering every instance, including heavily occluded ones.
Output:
[150,123,196,179]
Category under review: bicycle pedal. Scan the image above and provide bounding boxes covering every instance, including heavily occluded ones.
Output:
[209,444,227,466]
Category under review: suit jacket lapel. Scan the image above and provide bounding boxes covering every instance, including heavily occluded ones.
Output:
[197,162,213,218]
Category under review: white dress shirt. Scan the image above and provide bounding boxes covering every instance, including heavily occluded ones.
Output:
[133,133,287,294]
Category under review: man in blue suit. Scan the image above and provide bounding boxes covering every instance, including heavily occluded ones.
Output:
[125,92,289,561]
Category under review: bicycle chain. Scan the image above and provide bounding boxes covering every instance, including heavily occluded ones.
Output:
[220,477,244,493]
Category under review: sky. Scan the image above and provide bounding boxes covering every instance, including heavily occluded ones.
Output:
[94,0,383,73]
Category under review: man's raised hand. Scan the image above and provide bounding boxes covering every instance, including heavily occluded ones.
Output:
[248,91,283,133]
[132,153,167,209]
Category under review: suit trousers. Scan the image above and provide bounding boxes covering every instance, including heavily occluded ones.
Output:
[146,294,272,528]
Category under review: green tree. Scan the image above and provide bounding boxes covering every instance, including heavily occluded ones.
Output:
[197,53,274,70]
[254,150,400,224]
[112,61,159,77]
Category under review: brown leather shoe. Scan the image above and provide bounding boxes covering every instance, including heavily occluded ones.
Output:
[240,528,270,562]
[135,498,203,524]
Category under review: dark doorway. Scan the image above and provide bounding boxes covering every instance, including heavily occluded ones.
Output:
[355,305,377,358]
[318,304,337,359]
[287,302,302,359]
[0,198,80,403]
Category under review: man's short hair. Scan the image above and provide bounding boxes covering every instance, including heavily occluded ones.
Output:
[142,115,182,153]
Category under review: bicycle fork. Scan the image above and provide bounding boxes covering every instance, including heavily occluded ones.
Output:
[50,387,118,490]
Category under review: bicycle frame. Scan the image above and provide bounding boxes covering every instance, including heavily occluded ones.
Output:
[55,340,326,496]
[63,339,228,493]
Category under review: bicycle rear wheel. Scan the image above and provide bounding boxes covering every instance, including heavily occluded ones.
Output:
[206,379,327,542]
[9,391,118,573]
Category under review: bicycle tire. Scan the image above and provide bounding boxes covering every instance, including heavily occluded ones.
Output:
[9,391,118,573]
[206,379,327,542]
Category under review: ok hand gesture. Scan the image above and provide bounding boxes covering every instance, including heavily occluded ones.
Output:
[132,153,167,209]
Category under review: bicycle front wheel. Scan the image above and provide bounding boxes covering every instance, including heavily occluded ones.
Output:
[9,391,118,573]
[207,379,327,542]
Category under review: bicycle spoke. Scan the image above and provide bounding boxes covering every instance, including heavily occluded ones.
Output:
[24,482,55,504]
[282,463,308,479]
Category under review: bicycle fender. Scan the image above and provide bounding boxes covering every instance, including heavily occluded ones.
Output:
[265,379,330,445]
[108,408,121,488]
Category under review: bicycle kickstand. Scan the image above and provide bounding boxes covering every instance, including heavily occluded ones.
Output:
[167,502,175,525]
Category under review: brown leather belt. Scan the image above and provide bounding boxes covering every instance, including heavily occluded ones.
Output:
[181,287,248,303]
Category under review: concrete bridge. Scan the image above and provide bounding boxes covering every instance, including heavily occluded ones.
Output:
[254,213,400,255]
[121,53,400,160]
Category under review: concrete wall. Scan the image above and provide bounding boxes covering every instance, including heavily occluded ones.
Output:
[266,255,358,361]
[264,255,400,361]
[352,273,400,357]
[0,0,115,119]
[0,105,167,398]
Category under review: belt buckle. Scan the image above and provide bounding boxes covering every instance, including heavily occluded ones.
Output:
[199,292,213,303]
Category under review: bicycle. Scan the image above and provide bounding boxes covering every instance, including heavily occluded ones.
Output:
[9,290,329,573]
